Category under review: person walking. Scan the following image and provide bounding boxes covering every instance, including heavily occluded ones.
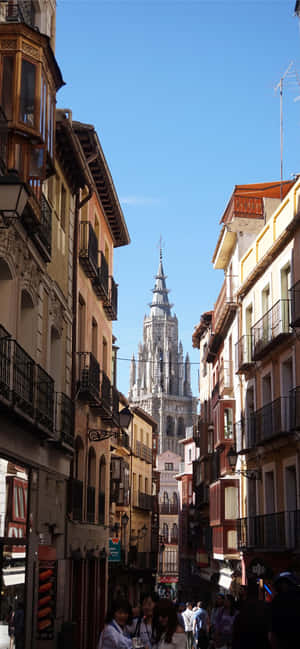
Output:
[129,592,158,649]
[231,579,271,649]
[268,571,300,649]
[98,599,133,649]
[152,599,186,649]
[193,602,209,649]
[213,594,237,649]
[182,603,194,649]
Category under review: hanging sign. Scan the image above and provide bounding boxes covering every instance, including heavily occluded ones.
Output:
[109,537,121,562]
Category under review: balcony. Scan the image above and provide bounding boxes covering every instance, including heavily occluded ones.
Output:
[21,192,52,262]
[159,502,178,514]
[12,341,35,419]
[55,392,74,447]
[237,510,300,551]
[0,0,35,26]
[290,386,300,431]
[141,444,153,463]
[130,551,157,570]
[253,397,290,446]
[209,276,238,355]
[111,385,120,426]
[112,430,130,451]
[77,352,100,403]
[212,524,238,556]
[103,277,118,321]
[92,251,109,300]
[235,335,253,373]
[251,299,292,361]
[219,360,233,396]
[35,364,54,433]
[87,485,95,523]
[133,491,153,510]
[79,222,98,279]
[0,106,7,173]
[212,381,219,408]
[289,281,300,327]
[68,478,83,522]
[0,325,11,402]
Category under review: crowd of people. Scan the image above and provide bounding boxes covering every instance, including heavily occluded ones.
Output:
[98,571,300,649]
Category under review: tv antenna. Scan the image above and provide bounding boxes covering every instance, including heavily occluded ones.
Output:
[274,61,300,199]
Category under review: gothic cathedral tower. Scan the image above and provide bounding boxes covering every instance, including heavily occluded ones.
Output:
[128,250,197,456]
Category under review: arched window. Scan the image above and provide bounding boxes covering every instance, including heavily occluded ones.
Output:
[0,258,14,333]
[19,289,36,357]
[163,491,169,504]
[87,447,96,523]
[162,523,169,543]
[166,416,174,436]
[172,492,178,509]
[98,455,106,524]
[171,523,178,543]
[177,417,185,438]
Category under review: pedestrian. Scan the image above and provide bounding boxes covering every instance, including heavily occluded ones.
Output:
[268,571,300,649]
[181,602,194,649]
[231,579,271,649]
[209,594,224,637]
[98,599,133,649]
[213,594,237,649]
[6,605,15,649]
[14,602,24,649]
[193,601,209,649]
[152,599,186,649]
[128,592,159,649]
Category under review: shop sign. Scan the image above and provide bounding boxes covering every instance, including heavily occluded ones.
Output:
[159,576,179,584]
[109,537,121,562]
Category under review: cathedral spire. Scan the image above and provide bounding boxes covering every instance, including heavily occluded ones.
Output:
[149,248,173,317]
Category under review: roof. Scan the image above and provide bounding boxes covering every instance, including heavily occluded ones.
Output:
[72,121,130,247]
[220,181,295,225]
[192,311,213,348]
[55,112,92,193]
[131,405,158,429]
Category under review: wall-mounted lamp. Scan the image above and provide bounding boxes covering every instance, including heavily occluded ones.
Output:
[88,406,133,441]
[0,169,30,228]
[227,446,262,480]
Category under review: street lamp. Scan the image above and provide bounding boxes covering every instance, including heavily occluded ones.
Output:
[88,406,133,442]
[0,169,30,228]
[121,512,129,566]
[227,446,262,480]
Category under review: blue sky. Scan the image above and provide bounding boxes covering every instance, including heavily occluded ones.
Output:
[56,0,300,397]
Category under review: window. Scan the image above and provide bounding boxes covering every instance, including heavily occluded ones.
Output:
[224,486,239,519]
[2,56,14,120]
[224,408,233,439]
[20,59,36,126]
[166,416,174,437]
[165,463,173,471]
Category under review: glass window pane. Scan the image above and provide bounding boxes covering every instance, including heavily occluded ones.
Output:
[2,56,14,120]
[20,59,36,126]
[18,486,25,519]
[14,484,19,518]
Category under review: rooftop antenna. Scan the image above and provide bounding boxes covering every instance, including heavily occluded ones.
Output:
[274,61,300,200]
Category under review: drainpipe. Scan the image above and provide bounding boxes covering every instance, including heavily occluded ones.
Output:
[71,185,93,402]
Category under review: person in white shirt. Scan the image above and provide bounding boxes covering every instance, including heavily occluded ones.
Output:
[152,599,186,649]
[98,599,133,649]
[181,603,194,649]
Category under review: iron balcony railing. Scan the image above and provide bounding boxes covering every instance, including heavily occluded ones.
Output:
[0,0,35,26]
[98,491,105,525]
[103,277,118,321]
[237,510,300,550]
[12,340,35,417]
[0,325,11,401]
[254,397,290,445]
[93,251,109,300]
[112,430,130,450]
[289,281,300,327]
[101,370,111,411]
[251,299,292,360]
[159,502,178,514]
[35,364,54,431]
[79,222,98,279]
[141,443,152,463]
[68,478,83,522]
[39,194,52,256]
[86,485,95,523]
[77,352,100,401]
[55,392,74,447]
[111,385,120,426]
[290,386,300,431]
[138,492,153,510]
[235,334,253,372]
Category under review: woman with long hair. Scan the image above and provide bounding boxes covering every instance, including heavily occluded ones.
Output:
[152,599,186,649]
[129,592,159,649]
[98,599,133,649]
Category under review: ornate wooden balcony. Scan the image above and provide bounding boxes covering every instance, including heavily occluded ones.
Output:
[212,524,238,556]
[55,392,74,447]
[79,222,98,279]
[92,251,109,300]
[68,478,83,522]
[251,299,292,361]
[235,335,253,373]
[77,352,100,403]
[237,510,300,550]
[103,276,118,321]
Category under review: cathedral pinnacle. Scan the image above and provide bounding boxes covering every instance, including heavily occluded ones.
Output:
[149,248,173,317]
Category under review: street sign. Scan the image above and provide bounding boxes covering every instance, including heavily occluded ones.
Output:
[108,537,121,562]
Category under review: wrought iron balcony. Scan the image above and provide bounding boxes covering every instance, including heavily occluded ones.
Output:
[77,352,100,403]
[55,392,74,447]
[0,106,8,173]
[39,194,52,256]
[92,251,109,300]
[235,335,253,373]
[112,430,130,450]
[111,385,120,426]
[98,491,105,524]
[35,364,54,433]
[68,478,83,522]
[289,386,300,431]
[12,340,35,418]
[0,325,11,402]
[251,299,292,361]
[87,485,95,523]
[0,0,35,27]
[79,222,98,279]
[138,492,153,510]
[289,281,300,327]
[253,397,290,446]
[100,370,111,413]
[103,276,118,321]
[237,510,300,550]
[159,502,178,514]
